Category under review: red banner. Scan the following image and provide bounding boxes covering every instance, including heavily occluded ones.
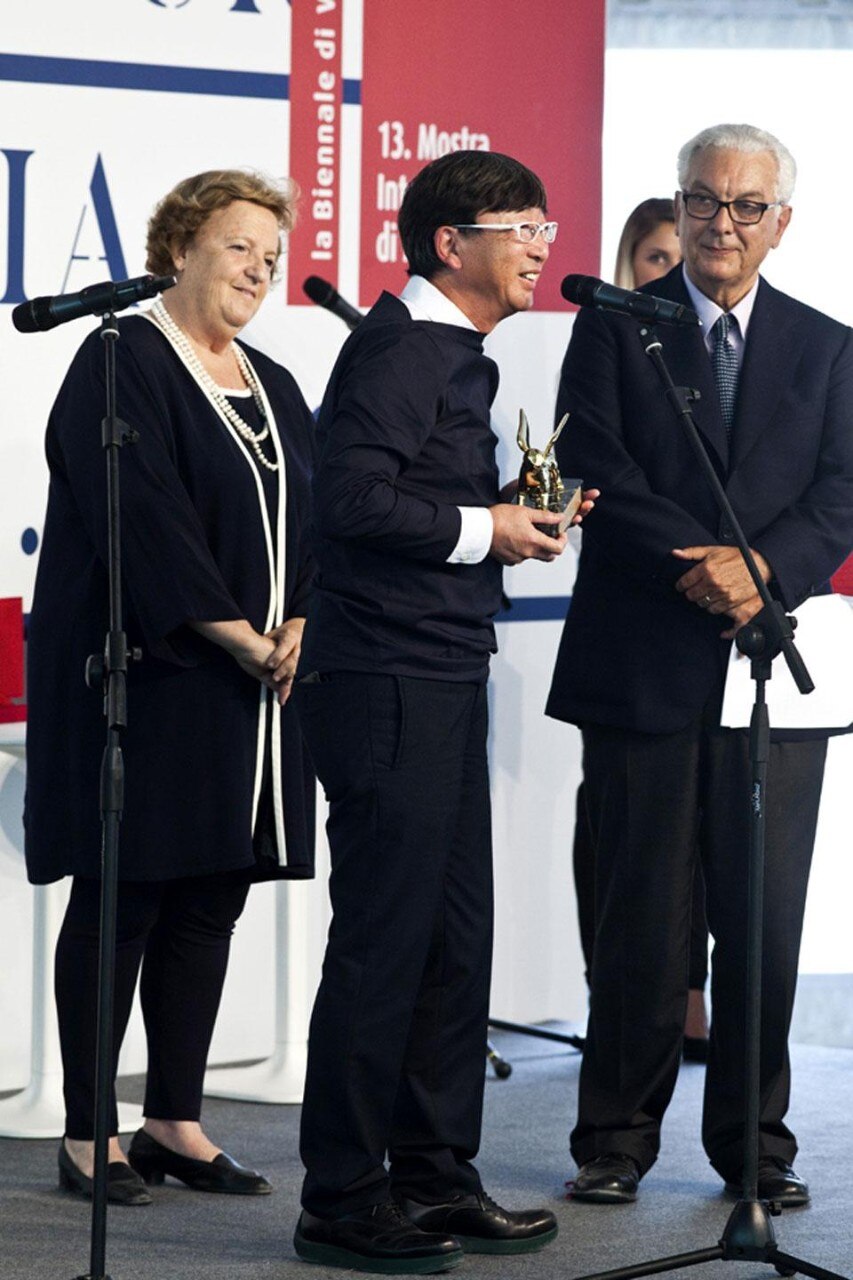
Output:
[287,0,344,303]
[832,554,853,596]
[0,596,25,723]
[358,0,604,311]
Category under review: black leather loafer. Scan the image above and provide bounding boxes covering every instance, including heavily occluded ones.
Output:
[398,1189,557,1254]
[569,1153,641,1203]
[127,1128,271,1195]
[294,1202,464,1273]
[58,1142,152,1206]
[725,1158,810,1207]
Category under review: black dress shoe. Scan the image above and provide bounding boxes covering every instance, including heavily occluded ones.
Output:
[569,1154,641,1203]
[294,1202,464,1274]
[398,1189,557,1254]
[127,1128,271,1195]
[724,1157,810,1207]
[58,1142,152,1206]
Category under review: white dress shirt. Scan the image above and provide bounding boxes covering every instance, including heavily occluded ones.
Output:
[681,264,759,371]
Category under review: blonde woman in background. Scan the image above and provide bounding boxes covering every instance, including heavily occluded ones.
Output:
[613,196,681,289]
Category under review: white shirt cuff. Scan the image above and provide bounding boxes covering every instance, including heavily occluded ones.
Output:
[447,507,493,565]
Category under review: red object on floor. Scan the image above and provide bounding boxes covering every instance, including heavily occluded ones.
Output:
[0,597,26,723]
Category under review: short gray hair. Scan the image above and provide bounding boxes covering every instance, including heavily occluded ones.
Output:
[677,123,797,204]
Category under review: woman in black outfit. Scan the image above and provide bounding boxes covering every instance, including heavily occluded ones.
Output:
[24,169,316,1203]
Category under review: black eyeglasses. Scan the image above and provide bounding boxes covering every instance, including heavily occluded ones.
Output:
[680,192,783,226]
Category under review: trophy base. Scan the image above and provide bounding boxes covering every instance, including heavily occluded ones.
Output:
[517,480,583,535]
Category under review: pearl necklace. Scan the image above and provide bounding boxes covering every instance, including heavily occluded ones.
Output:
[150,300,278,472]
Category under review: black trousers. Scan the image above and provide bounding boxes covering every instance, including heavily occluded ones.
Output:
[572,720,826,1181]
[294,672,492,1218]
[572,781,709,991]
[56,871,251,1140]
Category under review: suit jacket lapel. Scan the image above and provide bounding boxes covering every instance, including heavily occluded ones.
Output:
[730,278,801,471]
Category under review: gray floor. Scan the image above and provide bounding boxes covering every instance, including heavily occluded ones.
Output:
[1,1031,851,1280]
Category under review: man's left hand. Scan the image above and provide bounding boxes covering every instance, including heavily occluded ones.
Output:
[672,544,771,614]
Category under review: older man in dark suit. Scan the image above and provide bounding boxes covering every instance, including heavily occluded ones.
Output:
[547,123,853,1206]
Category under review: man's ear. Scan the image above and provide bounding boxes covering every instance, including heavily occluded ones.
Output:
[673,190,683,239]
[434,225,464,272]
[771,204,792,249]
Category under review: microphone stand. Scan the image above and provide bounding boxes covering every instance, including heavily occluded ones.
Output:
[569,324,846,1280]
[71,310,140,1280]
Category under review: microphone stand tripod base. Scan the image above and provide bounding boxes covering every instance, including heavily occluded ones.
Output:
[568,1198,841,1280]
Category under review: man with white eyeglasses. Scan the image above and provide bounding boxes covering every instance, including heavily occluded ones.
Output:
[292,150,597,1273]
[548,123,853,1208]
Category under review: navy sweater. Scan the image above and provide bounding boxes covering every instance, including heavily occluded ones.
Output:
[300,292,503,682]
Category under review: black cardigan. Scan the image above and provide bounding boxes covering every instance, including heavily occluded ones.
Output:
[300,292,503,683]
[25,315,317,883]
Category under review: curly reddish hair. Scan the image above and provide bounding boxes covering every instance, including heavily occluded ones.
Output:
[146,169,298,278]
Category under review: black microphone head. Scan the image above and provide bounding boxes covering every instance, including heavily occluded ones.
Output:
[11,301,39,333]
[560,274,600,307]
[303,275,336,307]
[11,297,59,333]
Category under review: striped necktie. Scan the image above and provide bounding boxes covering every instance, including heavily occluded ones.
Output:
[711,312,739,435]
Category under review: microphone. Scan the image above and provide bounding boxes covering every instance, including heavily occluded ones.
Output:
[12,273,176,334]
[302,275,362,331]
[561,274,701,327]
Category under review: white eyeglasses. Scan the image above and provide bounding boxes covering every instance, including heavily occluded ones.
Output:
[453,221,559,244]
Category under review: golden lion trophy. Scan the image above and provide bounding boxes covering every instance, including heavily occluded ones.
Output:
[514,410,582,536]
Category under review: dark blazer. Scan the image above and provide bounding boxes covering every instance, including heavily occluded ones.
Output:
[546,265,853,734]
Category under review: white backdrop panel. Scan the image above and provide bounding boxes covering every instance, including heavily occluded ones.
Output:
[1,1,290,71]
